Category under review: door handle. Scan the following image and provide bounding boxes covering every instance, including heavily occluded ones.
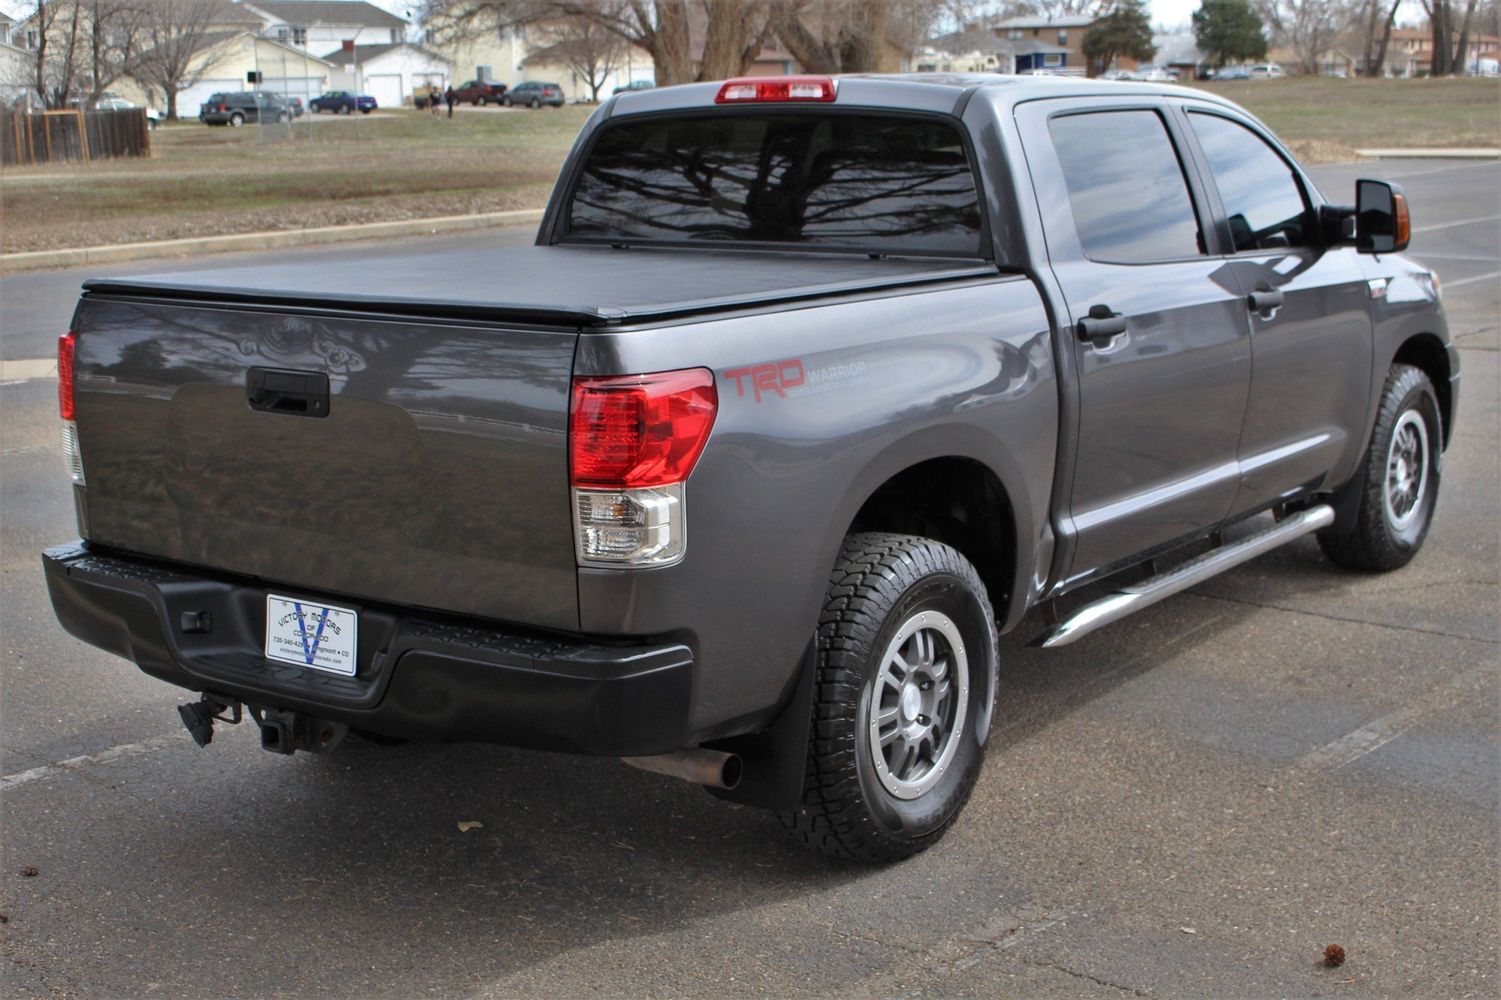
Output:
[1077,304,1127,345]
[1247,285,1285,313]
[246,367,329,418]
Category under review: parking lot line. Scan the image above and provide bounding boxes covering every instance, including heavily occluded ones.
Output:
[0,731,189,791]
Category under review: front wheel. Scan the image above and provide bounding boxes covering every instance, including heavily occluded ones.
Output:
[779,533,998,864]
[1319,363,1442,571]
[529,98,541,109]
[502,97,512,107]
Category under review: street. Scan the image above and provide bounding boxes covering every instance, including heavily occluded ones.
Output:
[1,160,1496,998]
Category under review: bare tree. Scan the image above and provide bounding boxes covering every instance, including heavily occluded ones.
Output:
[529,10,626,100]
[771,0,948,74]
[134,0,234,120]
[1358,0,1401,76]
[84,0,147,104]
[1256,0,1355,74]
[428,1,780,86]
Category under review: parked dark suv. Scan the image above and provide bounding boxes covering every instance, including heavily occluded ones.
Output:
[504,81,564,108]
[199,92,290,127]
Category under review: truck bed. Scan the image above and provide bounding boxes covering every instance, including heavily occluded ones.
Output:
[82,245,998,325]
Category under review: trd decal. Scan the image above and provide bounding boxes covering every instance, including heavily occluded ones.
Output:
[723,359,805,402]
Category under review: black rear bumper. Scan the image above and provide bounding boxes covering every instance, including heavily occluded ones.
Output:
[42,542,694,756]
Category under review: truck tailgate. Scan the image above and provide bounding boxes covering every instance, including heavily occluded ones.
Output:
[70,296,579,630]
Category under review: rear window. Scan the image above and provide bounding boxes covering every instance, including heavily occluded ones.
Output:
[566,112,985,256]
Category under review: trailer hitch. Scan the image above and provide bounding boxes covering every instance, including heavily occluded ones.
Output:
[248,705,348,756]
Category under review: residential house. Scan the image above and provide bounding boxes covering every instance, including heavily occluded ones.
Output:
[326,43,449,107]
[993,14,1096,74]
[1388,26,1501,76]
[920,27,1070,76]
[0,12,30,103]
[1152,33,1210,79]
[109,32,333,117]
[238,1,410,57]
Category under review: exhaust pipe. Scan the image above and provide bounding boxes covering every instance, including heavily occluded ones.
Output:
[622,748,742,790]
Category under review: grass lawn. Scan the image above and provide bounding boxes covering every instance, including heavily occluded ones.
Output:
[1188,76,1501,161]
[2,78,1497,254]
[1,107,593,253]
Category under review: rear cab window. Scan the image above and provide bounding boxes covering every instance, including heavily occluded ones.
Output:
[563,112,987,257]
[1047,109,1205,262]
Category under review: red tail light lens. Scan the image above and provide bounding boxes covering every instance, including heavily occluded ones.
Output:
[58,331,76,420]
[715,76,837,104]
[570,369,717,488]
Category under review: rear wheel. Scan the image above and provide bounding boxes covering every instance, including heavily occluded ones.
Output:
[779,533,997,864]
[502,96,512,107]
[228,112,244,127]
[1319,363,1442,571]
[529,98,541,109]
[475,96,486,106]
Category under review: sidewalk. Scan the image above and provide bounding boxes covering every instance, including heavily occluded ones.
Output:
[1355,147,1500,159]
[0,208,545,274]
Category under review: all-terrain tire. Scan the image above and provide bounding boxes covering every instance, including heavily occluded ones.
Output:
[1318,364,1442,571]
[779,533,998,864]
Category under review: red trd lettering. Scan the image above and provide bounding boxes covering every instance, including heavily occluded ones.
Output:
[722,359,805,402]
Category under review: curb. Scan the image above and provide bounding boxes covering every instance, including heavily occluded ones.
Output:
[1354,148,1500,159]
[0,208,547,275]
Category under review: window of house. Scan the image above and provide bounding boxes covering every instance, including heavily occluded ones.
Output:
[1049,110,1204,262]
[292,26,306,46]
[1044,53,1062,67]
[1007,29,1022,40]
[1058,30,1068,45]
[1187,112,1311,250]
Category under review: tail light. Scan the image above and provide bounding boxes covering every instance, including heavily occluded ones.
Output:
[716,76,836,104]
[58,331,85,484]
[569,368,716,567]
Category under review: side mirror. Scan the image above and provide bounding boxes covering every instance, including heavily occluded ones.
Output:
[1356,179,1410,254]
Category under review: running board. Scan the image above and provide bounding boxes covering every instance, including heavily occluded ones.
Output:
[1032,505,1335,648]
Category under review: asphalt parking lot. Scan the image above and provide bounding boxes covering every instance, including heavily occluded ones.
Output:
[0,159,1496,998]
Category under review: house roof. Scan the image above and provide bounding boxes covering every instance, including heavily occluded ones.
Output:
[243,1,409,29]
[138,29,332,66]
[995,15,1096,29]
[324,42,446,66]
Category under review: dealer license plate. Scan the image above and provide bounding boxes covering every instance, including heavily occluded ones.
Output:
[264,595,358,676]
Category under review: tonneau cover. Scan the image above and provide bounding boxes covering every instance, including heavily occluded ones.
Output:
[82,244,996,325]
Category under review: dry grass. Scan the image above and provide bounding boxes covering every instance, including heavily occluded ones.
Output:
[1188,76,1501,154]
[1,107,592,253]
[3,78,1497,254]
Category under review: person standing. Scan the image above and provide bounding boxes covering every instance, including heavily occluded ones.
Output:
[445,85,455,119]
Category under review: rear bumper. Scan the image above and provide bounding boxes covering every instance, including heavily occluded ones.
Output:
[42,542,695,756]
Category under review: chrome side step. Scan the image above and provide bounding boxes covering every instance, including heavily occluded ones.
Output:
[1032,505,1335,648]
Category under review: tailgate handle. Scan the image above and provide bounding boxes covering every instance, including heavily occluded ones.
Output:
[246,367,329,418]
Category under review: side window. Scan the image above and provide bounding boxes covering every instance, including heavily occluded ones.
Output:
[1188,112,1311,251]
[1049,109,1203,263]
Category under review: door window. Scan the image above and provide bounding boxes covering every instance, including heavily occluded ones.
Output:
[1188,112,1311,251]
[1049,110,1203,262]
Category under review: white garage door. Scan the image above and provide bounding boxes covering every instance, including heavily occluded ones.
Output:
[364,73,403,110]
[176,78,242,118]
[261,76,324,103]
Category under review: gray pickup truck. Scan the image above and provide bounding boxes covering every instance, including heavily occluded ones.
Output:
[44,75,1456,863]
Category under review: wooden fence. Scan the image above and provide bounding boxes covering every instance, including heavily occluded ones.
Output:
[1,107,152,166]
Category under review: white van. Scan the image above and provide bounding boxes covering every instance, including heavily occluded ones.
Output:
[1248,63,1286,79]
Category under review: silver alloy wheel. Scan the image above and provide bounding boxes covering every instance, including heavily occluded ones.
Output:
[1383,409,1430,532]
[868,610,969,800]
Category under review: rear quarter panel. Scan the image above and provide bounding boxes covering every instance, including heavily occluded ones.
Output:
[574,275,1055,741]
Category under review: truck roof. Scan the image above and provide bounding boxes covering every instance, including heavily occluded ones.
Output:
[605,73,1246,119]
